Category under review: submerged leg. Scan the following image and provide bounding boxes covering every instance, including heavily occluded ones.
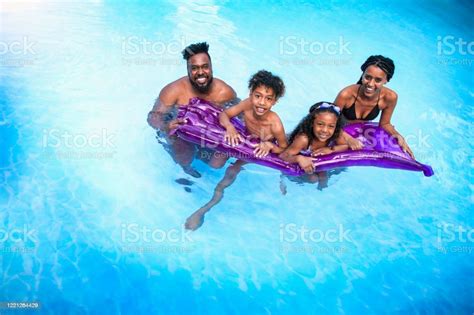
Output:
[316,171,328,190]
[208,151,230,169]
[185,160,245,231]
[170,136,201,178]
[279,174,287,195]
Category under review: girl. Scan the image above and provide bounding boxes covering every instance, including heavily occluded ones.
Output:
[279,102,348,176]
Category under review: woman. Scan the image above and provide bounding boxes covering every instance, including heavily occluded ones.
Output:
[334,55,414,158]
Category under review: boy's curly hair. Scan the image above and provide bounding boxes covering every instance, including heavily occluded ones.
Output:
[248,70,285,99]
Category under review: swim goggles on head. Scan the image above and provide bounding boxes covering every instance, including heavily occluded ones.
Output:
[316,102,341,115]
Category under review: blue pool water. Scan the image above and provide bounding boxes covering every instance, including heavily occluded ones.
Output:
[1,1,473,314]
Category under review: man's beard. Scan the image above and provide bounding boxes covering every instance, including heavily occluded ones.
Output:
[189,75,213,94]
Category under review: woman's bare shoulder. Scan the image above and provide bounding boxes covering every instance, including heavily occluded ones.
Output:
[337,84,359,101]
[381,86,398,108]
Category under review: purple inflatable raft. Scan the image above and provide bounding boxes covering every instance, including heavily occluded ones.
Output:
[171,98,434,177]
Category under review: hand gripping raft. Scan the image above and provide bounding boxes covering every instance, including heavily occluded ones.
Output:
[170,98,434,177]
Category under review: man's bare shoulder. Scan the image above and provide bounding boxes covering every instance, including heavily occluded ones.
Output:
[160,77,187,95]
[159,77,189,105]
[212,78,237,103]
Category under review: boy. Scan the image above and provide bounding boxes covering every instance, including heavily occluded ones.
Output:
[219,70,288,158]
[185,70,288,230]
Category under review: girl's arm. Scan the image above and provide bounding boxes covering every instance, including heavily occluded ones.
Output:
[279,135,315,173]
[147,84,179,132]
[311,137,349,156]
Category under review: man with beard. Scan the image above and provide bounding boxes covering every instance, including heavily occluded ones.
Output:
[148,42,237,177]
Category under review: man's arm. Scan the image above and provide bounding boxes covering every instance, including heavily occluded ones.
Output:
[214,80,237,106]
[147,83,178,132]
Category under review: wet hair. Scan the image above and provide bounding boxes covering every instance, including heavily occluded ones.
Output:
[289,102,343,145]
[357,55,395,84]
[182,42,211,61]
[248,70,285,99]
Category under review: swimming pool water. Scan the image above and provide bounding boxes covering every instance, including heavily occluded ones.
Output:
[1,1,473,314]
